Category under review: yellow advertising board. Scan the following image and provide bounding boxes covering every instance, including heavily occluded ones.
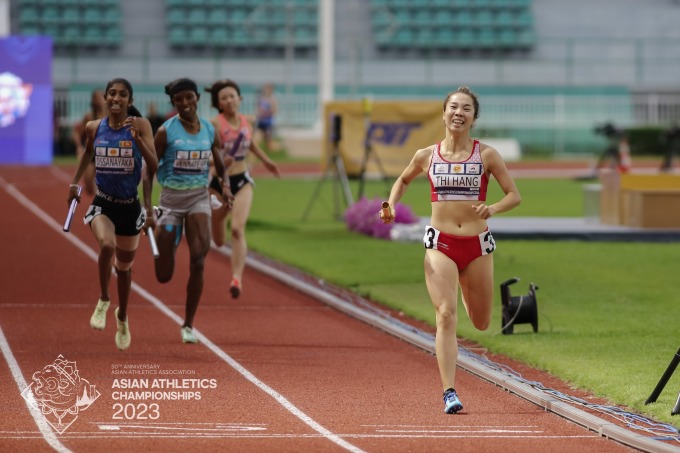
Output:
[322,100,444,177]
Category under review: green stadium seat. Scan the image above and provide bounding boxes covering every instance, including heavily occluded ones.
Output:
[188,9,208,25]
[82,27,104,46]
[294,27,315,46]
[167,9,185,26]
[81,0,105,6]
[229,8,249,22]
[272,28,287,44]
[393,9,410,25]
[477,29,495,48]
[210,27,229,45]
[497,10,516,28]
[41,7,60,24]
[434,9,453,25]
[474,9,494,27]
[496,28,515,47]
[168,27,188,46]
[230,28,250,46]
[252,28,273,46]
[83,9,103,23]
[167,0,185,6]
[20,25,41,36]
[61,7,81,24]
[393,28,414,47]
[59,27,80,46]
[454,29,475,49]
[207,9,228,25]
[454,9,473,26]
[372,10,392,28]
[435,28,455,48]
[413,10,431,26]
[19,7,40,24]
[415,28,434,48]
[104,28,123,45]
[516,9,533,27]
[42,24,60,42]
[187,27,209,46]
[102,8,122,25]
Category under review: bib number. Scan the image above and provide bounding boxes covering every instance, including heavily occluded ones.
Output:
[479,230,496,255]
[423,225,440,249]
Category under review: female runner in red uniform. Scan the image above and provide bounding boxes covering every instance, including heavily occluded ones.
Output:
[380,86,521,414]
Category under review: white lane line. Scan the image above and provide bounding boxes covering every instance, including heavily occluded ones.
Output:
[0,177,366,453]
[0,432,599,440]
[0,326,73,453]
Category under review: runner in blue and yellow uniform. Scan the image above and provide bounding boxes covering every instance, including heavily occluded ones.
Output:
[67,78,158,351]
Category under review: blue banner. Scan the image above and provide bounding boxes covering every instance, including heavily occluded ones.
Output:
[0,36,53,164]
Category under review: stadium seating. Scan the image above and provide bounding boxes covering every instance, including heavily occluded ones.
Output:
[16,0,123,48]
[370,0,535,52]
[164,0,318,50]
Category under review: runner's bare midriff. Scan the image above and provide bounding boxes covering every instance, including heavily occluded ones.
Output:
[431,200,487,236]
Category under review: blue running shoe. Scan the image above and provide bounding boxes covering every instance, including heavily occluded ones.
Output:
[443,389,463,414]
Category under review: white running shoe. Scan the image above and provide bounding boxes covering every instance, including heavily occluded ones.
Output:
[89,299,110,330]
[115,307,131,350]
[181,326,198,344]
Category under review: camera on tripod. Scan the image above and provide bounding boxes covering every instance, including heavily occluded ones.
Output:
[594,122,624,140]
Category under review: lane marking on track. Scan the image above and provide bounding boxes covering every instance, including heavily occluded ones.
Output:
[0,326,73,453]
[0,431,599,440]
[0,177,367,453]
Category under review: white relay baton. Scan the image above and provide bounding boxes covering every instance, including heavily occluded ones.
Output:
[63,186,82,232]
[147,227,159,258]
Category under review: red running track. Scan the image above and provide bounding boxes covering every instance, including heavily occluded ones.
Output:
[0,166,637,453]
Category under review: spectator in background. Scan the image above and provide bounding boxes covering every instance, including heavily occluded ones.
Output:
[255,83,278,152]
[146,101,166,136]
[71,89,107,195]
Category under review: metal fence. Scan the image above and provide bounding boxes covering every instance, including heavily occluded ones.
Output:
[54,91,680,156]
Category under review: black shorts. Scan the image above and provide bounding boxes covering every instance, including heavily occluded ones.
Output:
[84,193,145,236]
[210,172,254,197]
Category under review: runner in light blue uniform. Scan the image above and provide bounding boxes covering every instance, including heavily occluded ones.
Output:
[143,78,228,345]
[156,115,214,191]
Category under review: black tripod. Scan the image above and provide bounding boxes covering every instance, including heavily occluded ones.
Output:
[645,346,680,415]
[302,113,354,221]
[357,97,390,200]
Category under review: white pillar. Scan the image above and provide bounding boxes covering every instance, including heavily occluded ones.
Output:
[318,0,334,126]
[0,0,10,37]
